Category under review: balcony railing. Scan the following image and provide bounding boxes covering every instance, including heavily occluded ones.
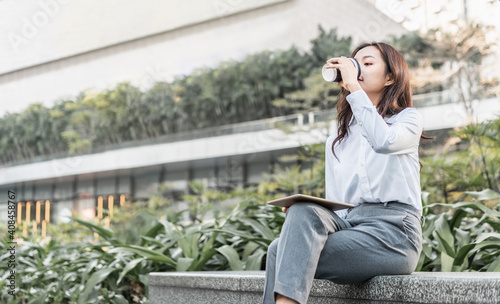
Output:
[1,90,458,168]
[412,90,457,107]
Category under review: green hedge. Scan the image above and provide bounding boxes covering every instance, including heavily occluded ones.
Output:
[0,27,352,165]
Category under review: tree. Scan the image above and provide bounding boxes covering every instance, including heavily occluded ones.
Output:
[421,116,500,204]
[272,26,351,113]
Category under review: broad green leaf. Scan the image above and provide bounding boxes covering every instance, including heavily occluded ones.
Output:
[110,294,129,304]
[189,248,217,271]
[462,214,489,230]
[17,256,38,269]
[177,233,200,259]
[208,228,271,246]
[415,249,426,271]
[79,268,116,303]
[82,259,99,280]
[242,242,260,260]
[27,286,49,304]
[449,209,467,230]
[465,189,500,200]
[421,216,436,238]
[475,232,500,243]
[144,222,165,238]
[487,255,500,272]
[139,273,149,288]
[238,218,275,240]
[108,245,176,266]
[473,240,500,250]
[140,236,165,247]
[217,245,244,271]
[453,244,476,267]
[440,252,454,272]
[158,219,179,236]
[437,202,500,217]
[219,200,249,227]
[71,217,114,240]
[485,218,500,231]
[454,229,471,248]
[116,258,146,285]
[434,231,455,258]
[434,216,455,257]
[421,191,430,208]
[421,240,434,258]
[158,240,179,254]
[189,231,219,271]
[201,231,217,256]
[245,248,265,270]
[176,257,194,271]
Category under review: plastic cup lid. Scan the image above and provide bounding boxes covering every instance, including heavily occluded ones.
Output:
[322,64,337,82]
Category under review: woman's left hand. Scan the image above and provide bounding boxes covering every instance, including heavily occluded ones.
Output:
[326,56,362,93]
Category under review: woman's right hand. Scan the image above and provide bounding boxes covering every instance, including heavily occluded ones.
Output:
[326,56,362,93]
[282,207,289,213]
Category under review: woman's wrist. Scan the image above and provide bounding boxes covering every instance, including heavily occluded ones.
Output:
[347,82,362,93]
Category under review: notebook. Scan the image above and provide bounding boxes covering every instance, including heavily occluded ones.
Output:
[267,194,353,211]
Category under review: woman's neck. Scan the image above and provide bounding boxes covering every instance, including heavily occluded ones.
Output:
[366,92,382,107]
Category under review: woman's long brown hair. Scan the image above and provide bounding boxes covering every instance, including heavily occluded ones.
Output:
[332,42,414,157]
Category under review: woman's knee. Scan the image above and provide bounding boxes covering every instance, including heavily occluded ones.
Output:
[268,238,279,256]
[285,203,335,233]
[287,202,321,219]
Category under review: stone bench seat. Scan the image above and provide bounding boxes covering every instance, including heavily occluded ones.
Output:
[149,271,500,304]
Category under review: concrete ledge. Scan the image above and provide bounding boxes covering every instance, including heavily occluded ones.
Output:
[149,271,500,304]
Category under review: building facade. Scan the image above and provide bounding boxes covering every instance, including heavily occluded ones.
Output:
[0,0,426,234]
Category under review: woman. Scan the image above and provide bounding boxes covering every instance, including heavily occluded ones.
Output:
[262,42,424,304]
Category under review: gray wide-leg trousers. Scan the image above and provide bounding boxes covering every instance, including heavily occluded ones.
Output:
[262,202,422,304]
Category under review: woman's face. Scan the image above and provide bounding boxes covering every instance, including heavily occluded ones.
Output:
[353,46,392,104]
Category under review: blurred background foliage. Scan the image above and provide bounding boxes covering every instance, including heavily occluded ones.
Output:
[1,23,495,166]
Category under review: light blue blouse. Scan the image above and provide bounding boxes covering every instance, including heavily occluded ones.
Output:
[325,90,424,218]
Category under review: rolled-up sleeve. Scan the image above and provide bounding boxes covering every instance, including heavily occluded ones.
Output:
[346,90,423,155]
